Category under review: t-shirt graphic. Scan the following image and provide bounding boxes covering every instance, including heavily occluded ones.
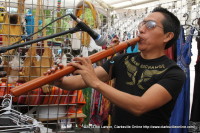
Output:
[124,56,167,90]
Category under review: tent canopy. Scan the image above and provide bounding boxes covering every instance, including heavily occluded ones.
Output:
[0,0,177,11]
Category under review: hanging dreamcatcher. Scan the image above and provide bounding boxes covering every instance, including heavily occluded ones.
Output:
[74,1,100,47]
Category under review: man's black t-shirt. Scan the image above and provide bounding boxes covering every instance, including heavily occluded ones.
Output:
[102,53,185,133]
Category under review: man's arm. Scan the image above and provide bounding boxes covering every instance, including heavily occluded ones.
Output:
[53,66,110,90]
[94,81,172,116]
[67,57,173,116]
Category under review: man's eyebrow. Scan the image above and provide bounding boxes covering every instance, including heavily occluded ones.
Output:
[143,19,155,22]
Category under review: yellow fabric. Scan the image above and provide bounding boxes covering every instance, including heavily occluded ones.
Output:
[22,0,53,81]
[2,0,24,75]
[0,7,5,23]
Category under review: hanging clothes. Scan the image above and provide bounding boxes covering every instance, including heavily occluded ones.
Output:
[165,44,176,61]
[82,87,92,125]
[190,18,200,132]
[126,32,139,53]
[170,26,195,133]
[89,89,103,125]
[126,43,139,53]
[190,61,200,131]
[87,63,111,126]
[89,90,110,126]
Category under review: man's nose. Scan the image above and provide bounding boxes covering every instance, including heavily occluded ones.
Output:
[138,25,146,35]
[137,27,145,36]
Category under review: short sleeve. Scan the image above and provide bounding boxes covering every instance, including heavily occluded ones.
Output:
[102,54,127,79]
[102,58,112,74]
[157,67,186,100]
[101,57,117,79]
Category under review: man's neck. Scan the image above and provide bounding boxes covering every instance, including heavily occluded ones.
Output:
[140,50,165,60]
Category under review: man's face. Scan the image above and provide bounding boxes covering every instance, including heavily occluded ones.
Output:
[137,12,166,52]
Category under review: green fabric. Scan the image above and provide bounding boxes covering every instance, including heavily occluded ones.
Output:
[82,87,92,125]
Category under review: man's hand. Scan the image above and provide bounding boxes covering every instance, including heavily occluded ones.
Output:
[67,57,102,89]
[43,64,64,88]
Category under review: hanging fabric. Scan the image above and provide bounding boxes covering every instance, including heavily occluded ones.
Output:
[126,43,139,53]
[89,90,110,126]
[170,25,195,133]
[0,6,6,46]
[164,44,176,61]
[55,0,62,41]
[89,89,103,125]
[7,55,23,83]
[2,0,24,49]
[2,0,25,75]
[25,9,35,36]
[190,18,200,132]
[82,87,92,125]
[22,0,53,81]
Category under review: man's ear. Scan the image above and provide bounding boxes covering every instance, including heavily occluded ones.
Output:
[164,32,174,43]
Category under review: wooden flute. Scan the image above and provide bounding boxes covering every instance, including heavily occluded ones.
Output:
[10,37,140,96]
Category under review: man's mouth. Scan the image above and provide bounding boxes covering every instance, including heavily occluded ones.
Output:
[138,37,144,43]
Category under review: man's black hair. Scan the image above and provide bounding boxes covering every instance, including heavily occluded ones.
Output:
[152,7,180,49]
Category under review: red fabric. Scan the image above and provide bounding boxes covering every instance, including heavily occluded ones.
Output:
[165,45,175,60]
[0,35,2,45]
[43,87,86,105]
[0,82,11,98]
[25,88,44,105]
[0,82,27,104]
[13,83,27,104]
